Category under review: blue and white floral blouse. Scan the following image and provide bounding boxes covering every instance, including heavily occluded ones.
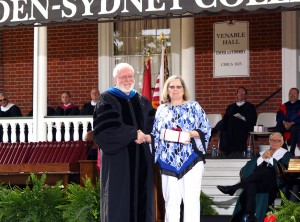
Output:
[151,101,211,178]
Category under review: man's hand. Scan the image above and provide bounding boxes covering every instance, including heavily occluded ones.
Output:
[262,149,274,159]
[283,121,294,130]
[84,130,98,149]
[135,130,146,144]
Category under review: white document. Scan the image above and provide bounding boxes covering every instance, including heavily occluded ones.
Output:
[233,113,246,121]
[160,129,190,143]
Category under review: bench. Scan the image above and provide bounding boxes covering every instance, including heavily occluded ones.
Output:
[0,141,95,187]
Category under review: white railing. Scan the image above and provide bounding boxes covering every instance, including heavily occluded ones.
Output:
[0,116,93,143]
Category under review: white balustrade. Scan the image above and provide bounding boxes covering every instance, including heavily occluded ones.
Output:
[0,116,93,143]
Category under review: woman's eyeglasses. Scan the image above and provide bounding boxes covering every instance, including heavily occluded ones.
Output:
[169,86,183,90]
[0,98,7,102]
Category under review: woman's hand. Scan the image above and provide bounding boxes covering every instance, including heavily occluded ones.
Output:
[181,132,191,145]
[145,134,152,143]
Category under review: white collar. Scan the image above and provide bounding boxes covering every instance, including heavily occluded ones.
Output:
[236,101,245,106]
[257,147,287,166]
[1,103,14,112]
[91,101,97,106]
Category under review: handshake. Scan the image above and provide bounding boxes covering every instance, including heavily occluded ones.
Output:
[135,130,151,144]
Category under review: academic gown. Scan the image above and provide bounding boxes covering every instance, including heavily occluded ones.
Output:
[54,104,80,141]
[0,104,22,142]
[93,91,156,222]
[55,104,80,116]
[80,102,95,115]
[220,101,257,154]
[0,105,22,117]
[80,102,95,132]
[232,151,292,222]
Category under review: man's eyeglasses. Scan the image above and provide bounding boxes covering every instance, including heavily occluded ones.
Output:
[269,139,282,143]
[169,86,183,90]
[0,98,7,102]
[117,75,134,80]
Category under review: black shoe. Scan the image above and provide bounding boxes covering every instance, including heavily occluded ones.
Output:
[217,185,236,196]
[241,213,256,222]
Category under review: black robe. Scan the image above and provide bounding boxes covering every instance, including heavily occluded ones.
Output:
[54,104,80,141]
[93,91,156,222]
[220,101,257,154]
[80,102,95,132]
[55,104,80,116]
[80,102,95,115]
[0,104,22,142]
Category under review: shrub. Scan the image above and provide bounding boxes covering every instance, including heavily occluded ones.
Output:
[200,191,219,215]
[58,177,100,222]
[265,190,300,222]
[0,173,65,222]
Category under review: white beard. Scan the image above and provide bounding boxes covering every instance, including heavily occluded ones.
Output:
[117,83,135,94]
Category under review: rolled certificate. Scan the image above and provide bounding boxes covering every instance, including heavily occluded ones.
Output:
[160,129,189,143]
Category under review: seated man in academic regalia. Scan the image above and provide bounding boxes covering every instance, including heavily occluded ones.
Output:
[0,92,22,142]
[219,87,257,156]
[80,88,100,116]
[275,87,300,156]
[80,88,100,133]
[217,132,292,222]
[54,91,80,141]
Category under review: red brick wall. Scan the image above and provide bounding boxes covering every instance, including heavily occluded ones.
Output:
[0,13,282,116]
[0,24,98,115]
[1,28,34,115]
[47,24,98,111]
[195,12,282,116]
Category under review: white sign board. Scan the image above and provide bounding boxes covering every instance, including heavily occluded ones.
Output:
[214,21,249,77]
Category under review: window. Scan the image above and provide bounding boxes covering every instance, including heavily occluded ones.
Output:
[114,19,171,92]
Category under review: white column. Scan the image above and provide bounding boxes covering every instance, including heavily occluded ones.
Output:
[170,19,181,77]
[282,11,298,102]
[33,26,47,142]
[99,21,114,93]
[181,17,195,100]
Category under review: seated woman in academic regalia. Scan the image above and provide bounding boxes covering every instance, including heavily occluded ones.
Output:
[0,92,22,142]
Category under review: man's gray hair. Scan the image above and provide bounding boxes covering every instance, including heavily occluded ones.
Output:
[113,63,134,78]
[269,132,283,141]
[0,92,8,98]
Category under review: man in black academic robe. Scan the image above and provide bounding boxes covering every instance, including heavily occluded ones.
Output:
[220,87,257,156]
[0,93,22,142]
[93,63,156,222]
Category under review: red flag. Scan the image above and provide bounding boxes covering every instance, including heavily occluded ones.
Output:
[152,45,169,109]
[142,58,152,102]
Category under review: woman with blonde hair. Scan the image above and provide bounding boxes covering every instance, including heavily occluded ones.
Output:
[150,75,211,222]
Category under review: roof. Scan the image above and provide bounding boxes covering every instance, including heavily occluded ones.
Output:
[1,0,300,28]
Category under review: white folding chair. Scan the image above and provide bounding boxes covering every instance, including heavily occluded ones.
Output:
[248,112,277,154]
[207,114,223,149]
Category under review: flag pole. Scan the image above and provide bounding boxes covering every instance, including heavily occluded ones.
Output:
[159,33,165,104]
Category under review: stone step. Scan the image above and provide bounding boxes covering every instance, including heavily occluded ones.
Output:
[203,177,240,186]
[202,159,247,215]
[204,169,240,177]
[202,186,242,196]
[205,159,248,167]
